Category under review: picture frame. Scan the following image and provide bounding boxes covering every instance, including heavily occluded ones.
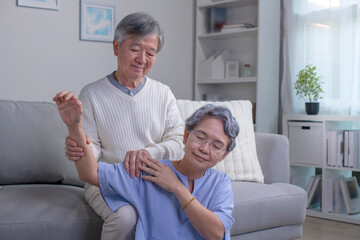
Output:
[80,0,116,42]
[17,0,60,10]
[225,61,239,78]
[340,176,360,214]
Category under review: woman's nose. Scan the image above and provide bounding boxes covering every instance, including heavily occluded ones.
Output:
[199,140,211,153]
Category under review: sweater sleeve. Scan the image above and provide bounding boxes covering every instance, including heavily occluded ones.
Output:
[144,87,184,160]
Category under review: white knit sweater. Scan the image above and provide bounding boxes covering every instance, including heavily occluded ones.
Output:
[79,76,184,164]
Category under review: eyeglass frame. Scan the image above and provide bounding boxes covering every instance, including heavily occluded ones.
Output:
[191,130,227,154]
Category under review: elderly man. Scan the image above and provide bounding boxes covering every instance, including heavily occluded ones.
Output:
[64,12,184,240]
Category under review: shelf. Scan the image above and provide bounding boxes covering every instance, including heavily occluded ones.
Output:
[284,115,360,225]
[285,115,360,122]
[195,0,280,133]
[198,28,258,39]
[324,166,360,172]
[307,208,322,216]
[321,212,360,225]
[290,163,322,168]
[198,0,258,9]
[308,210,360,224]
[198,77,257,84]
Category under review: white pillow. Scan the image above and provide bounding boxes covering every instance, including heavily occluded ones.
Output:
[176,100,264,183]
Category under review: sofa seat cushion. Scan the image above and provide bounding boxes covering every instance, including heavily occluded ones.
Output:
[230,181,307,236]
[0,184,103,240]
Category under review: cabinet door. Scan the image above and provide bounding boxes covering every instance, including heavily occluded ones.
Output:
[288,121,323,165]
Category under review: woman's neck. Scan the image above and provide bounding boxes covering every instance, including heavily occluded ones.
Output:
[172,159,205,181]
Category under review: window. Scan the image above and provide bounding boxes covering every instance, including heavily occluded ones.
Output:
[282,0,360,115]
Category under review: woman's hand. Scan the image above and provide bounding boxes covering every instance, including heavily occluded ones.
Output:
[139,158,183,193]
[53,91,83,126]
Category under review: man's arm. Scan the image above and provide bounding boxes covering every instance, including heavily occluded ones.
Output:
[143,90,184,160]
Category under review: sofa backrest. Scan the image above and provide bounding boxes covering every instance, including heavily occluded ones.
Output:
[176,100,264,183]
[0,99,83,187]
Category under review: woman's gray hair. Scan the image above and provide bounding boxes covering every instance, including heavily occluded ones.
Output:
[185,104,240,152]
[114,12,164,52]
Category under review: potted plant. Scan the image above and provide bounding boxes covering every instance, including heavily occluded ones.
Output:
[294,64,324,115]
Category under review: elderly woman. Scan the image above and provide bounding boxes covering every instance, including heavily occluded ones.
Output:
[53,91,239,240]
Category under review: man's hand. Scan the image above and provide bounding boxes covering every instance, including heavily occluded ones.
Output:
[65,135,91,161]
[123,149,151,178]
[53,91,83,126]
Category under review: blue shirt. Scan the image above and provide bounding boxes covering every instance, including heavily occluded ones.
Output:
[99,160,234,240]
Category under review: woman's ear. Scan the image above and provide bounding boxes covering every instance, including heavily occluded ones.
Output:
[183,129,190,144]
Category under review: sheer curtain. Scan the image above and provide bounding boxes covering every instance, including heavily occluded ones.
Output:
[282,0,360,115]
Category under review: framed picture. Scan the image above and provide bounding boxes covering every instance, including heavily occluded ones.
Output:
[80,0,116,42]
[17,0,60,10]
[225,61,239,78]
[340,176,360,214]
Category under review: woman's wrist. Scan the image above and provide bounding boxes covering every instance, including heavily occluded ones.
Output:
[67,123,86,146]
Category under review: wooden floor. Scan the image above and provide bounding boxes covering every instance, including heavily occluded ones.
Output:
[297,216,360,240]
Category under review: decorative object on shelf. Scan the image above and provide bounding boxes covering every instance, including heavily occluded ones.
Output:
[221,23,256,33]
[17,0,60,10]
[225,61,239,78]
[241,64,252,77]
[207,7,227,33]
[294,64,324,115]
[80,0,116,42]
[307,175,322,209]
[340,177,360,215]
[199,50,230,80]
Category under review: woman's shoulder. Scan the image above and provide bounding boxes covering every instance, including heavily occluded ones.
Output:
[206,168,231,182]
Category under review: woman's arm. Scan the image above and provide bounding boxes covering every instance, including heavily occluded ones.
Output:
[174,188,225,240]
[53,91,99,187]
[140,158,226,240]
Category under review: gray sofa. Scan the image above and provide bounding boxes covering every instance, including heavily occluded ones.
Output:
[0,99,307,240]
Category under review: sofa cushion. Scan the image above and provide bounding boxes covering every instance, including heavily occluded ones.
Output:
[0,100,83,187]
[0,184,102,240]
[230,181,307,235]
[176,100,264,183]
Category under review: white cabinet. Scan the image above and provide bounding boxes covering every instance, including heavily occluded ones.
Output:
[288,121,323,166]
[195,0,280,133]
[283,114,360,225]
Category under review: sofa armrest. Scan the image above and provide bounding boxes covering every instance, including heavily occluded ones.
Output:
[255,133,290,184]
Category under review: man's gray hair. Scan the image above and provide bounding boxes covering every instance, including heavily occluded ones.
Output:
[185,104,240,152]
[114,12,164,52]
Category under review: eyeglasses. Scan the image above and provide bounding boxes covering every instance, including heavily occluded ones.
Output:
[192,130,227,154]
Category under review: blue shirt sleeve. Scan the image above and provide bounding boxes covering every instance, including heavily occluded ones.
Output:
[208,174,234,239]
[98,161,143,212]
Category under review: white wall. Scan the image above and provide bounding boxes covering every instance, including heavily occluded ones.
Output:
[0,0,194,102]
